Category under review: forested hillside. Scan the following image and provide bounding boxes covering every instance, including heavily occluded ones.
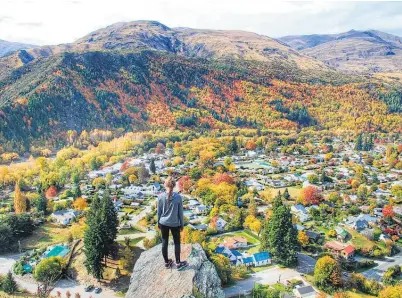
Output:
[0,48,401,153]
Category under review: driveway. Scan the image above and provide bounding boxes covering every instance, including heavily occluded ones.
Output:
[361,251,402,281]
[51,279,116,298]
[224,253,315,297]
[224,266,301,297]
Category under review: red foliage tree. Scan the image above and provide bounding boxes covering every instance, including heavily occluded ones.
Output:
[302,186,322,205]
[383,205,395,218]
[177,176,192,193]
[245,140,257,150]
[45,185,57,199]
[120,160,130,172]
[213,173,234,185]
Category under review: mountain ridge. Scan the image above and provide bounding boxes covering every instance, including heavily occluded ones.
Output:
[279,29,402,72]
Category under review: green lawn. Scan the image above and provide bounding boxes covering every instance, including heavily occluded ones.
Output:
[346,291,376,298]
[118,237,145,247]
[222,230,260,245]
[250,264,275,272]
[345,227,375,250]
[118,227,142,236]
[20,223,72,250]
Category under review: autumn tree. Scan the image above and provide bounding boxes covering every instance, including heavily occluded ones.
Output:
[298,231,310,247]
[73,197,88,211]
[213,173,234,185]
[383,205,395,219]
[177,176,192,193]
[245,140,257,150]
[34,256,65,297]
[314,256,342,293]
[45,185,57,199]
[300,186,322,205]
[14,181,27,214]
[379,285,402,298]
[261,196,300,266]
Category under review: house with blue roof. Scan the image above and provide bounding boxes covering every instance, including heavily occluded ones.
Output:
[242,257,254,266]
[253,252,271,266]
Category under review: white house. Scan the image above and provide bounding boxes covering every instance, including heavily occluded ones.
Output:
[51,209,78,225]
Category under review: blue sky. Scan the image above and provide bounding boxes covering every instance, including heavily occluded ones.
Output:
[2,0,402,45]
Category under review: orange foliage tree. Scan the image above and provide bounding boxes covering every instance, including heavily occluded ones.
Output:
[213,173,234,185]
[301,186,322,205]
[383,204,395,218]
[245,140,257,150]
[45,185,57,199]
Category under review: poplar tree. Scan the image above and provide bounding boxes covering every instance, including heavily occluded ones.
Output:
[14,181,27,214]
[261,196,300,266]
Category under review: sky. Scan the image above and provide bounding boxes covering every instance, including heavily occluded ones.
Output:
[2,0,402,45]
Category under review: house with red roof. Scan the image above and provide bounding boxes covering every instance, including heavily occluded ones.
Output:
[324,241,355,259]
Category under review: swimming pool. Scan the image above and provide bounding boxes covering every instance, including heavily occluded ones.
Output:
[45,245,70,258]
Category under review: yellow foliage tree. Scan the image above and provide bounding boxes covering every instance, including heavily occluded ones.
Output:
[298,231,310,247]
[73,197,88,211]
[379,285,402,298]
[14,182,27,214]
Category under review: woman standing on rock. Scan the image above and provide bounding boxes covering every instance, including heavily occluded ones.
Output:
[158,175,188,269]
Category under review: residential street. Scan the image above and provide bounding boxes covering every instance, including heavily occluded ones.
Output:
[224,266,301,297]
[361,250,402,281]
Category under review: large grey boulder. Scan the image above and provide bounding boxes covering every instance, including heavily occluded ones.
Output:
[126,243,225,298]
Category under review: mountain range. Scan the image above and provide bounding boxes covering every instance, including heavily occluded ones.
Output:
[0,21,401,152]
[279,30,402,73]
[0,40,36,58]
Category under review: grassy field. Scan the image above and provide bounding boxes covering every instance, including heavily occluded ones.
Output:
[266,186,302,199]
[346,291,376,298]
[222,230,260,245]
[118,227,142,236]
[21,223,71,249]
[345,227,375,250]
[250,264,275,272]
[117,237,145,247]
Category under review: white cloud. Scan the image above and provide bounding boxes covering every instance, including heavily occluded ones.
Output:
[1,0,402,45]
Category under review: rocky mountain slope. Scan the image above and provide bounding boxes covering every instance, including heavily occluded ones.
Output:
[279,30,402,73]
[0,39,36,58]
[0,20,325,79]
[126,243,224,298]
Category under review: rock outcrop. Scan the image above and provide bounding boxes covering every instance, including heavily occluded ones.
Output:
[126,243,225,298]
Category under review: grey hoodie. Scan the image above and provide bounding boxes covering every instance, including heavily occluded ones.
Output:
[157,192,184,229]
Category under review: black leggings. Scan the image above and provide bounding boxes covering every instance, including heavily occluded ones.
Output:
[160,224,181,263]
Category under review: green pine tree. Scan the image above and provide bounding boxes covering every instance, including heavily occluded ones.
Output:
[84,195,105,280]
[230,137,238,153]
[36,195,47,214]
[283,188,290,200]
[3,271,18,294]
[74,184,82,198]
[261,196,300,266]
[100,189,118,259]
[150,158,156,174]
[354,133,363,151]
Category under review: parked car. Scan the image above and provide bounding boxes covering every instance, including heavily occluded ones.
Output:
[85,285,94,292]
[94,288,102,294]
